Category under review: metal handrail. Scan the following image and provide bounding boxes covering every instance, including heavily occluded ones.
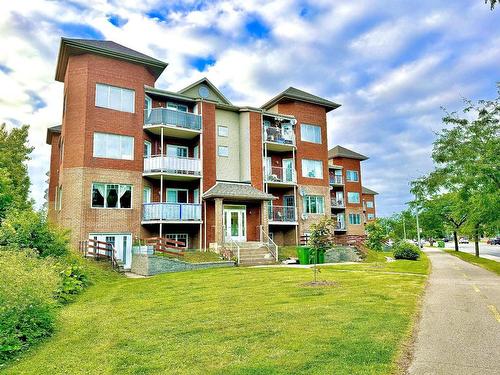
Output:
[226,238,241,265]
[260,226,278,261]
[264,166,297,184]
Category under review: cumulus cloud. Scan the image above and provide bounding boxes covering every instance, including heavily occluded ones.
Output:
[0,0,497,216]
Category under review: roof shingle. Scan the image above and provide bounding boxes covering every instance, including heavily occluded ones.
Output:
[203,182,275,201]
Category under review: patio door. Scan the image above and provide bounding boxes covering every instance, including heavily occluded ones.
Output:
[223,206,246,242]
[89,233,132,269]
[282,159,294,182]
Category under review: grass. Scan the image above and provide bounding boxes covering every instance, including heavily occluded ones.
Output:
[4,252,429,375]
[445,250,500,276]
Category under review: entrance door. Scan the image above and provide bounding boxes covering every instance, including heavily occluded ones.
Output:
[223,206,246,242]
[282,159,294,182]
[89,233,132,269]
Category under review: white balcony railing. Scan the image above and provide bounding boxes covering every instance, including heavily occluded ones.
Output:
[330,175,343,185]
[265,166,296,184]
[144,108,202,131]
[143,203,202,221]
[268,205,296,222]
[144,155,201,176]
[264,124,295,146]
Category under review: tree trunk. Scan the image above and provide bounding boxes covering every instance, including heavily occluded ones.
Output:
[453,230,459,252]
[474,224,480,257]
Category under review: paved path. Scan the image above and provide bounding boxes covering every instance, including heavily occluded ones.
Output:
[408,248,500,374]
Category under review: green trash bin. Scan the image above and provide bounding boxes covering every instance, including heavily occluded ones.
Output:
[308,249,325,264]
[317,249,325,264]
[437,240,445,248]
[297,247,310,265]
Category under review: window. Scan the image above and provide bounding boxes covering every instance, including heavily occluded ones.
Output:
[165,234,188,248]
[193,145,199,158]
[218,126,228,137]
[349,213,362,225]
[95,83,135,113]
[55,186,62,210]
[167,102,187,112]
[167,189,188,203]
[302,159,323,179]
[194,188,199,204]
[301,124,321,143]
[93,133,134,160]
[348,192,360,203]
[144,141,152,158]
[346,170,359,182]
[303,195,324,214]
[167,145,188,158]
[144,96,152,114]
[366,201,374,208]
[218,146,229,157]
[367,213,375,220]
[143,187,151,203]
[92,183,132,208]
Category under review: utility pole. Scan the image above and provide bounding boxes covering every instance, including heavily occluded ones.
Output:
[415,207,422,248]
[403,215,407,241]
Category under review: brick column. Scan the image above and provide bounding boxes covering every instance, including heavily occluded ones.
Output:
[260,201,269,239]
[214,198,224,245]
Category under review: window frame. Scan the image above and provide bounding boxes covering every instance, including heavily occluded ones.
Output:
[303,195,325,214]
[166,144,188,158]
[349,213,362,225]
[91,183,133,209]
[347,192,360,204]
[95,83,135,113]
[166,188,189,204]
[346,170,359,182]
[366,201,374,209]
[301,159,323,179]
[93,132,134,160]
[300,123,322,144]
[367,213,375,220]
[218,125,228,137]
[218,145,229,157]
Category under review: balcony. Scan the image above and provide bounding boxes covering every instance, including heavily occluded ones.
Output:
[330,175,343,185]
[268,205,297,224]
[142,203,202,223]
[143,155,201,180]
[264,166,297,187]
[335,223,347,231]
[144,108,201,139]
[263,124,295,151]
[331,199,345,209]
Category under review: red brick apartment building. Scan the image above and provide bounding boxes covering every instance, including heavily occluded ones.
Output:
[46,38,377,268]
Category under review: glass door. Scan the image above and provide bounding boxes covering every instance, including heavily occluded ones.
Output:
[223,206,246,242]
[282,159,294,182]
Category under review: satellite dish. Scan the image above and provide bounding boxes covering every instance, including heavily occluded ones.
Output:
[301,213,308,220]
[290,119,297,125]
[299,188,306,196]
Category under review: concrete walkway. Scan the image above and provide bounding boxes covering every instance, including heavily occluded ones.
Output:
[409,248,500,374]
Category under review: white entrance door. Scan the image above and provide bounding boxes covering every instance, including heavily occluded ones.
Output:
[223,206,246,242]
[89,233,132,269]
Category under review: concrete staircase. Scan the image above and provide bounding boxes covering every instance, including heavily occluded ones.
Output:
[236,242,277,266]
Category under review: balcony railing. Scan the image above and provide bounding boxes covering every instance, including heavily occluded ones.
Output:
[268,205,296,222]
[144,155,201,175]
[331,199,345,208]
[144,108,202,131]
[330,175,343,185]
[264,124,295,146]
[143,203,202,221]
[265,166,296,184]
[335,223,346,230]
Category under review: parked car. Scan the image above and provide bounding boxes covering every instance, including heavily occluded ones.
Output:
[458,237,469,244]
[487,237,500,245]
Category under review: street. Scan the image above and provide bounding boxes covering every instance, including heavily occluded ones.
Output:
[445,242,500,262]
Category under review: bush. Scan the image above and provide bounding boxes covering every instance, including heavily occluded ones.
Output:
[54,262,90,304]
[0,250,59,364]
[365,220,388,252]
[393,242,420,260]
[0,209,69,257]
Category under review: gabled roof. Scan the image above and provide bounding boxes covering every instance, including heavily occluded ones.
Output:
[362,186,379,195]
[203,182,275,201]
[144,85,196,103]
[328,145,369,161]
[46,125,61,145]
[55,38,168,82]
[178,77,232,105]
[261,86,341,113]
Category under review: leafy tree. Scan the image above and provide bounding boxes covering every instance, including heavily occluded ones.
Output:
[0,124,34,219]
[0,169,14,220]
[411,87,500,256]
[365,220,388,251]
[309,216,335,282]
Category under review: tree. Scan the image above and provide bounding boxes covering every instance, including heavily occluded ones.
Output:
[411,87,500,256]
[309,216,335,282]
[365,220,388,251]
[0,124,34,219]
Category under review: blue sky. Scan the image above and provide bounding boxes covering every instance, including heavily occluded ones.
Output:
[0,0,498,216]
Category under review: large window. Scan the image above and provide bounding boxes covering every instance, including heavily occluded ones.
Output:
[301,124,321,143]
[167,189,188,203]
[165,233,188,248]
[92,183,132,208]
[167,102,188,112]
[348,192,360,203]
[95,83,135,113]
[93,132,134,160]
[302,159,323,179]
[167,145,188,158]
[303,195,324,214]
[346,170,359,182]
[366,201,374,208]
[349,213,362,225]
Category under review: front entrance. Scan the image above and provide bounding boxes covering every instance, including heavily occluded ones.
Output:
[89,233,132,269]
[223,205,246,242]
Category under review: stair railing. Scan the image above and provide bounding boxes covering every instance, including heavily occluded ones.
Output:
[259,226,278,261]
[226,239,241,265]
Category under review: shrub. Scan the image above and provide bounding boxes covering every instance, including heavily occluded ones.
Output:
[0,250,59,364]
[0,209,69,257]
[393,242,420,260]
[365,220,388,252]
[54,263,90,304]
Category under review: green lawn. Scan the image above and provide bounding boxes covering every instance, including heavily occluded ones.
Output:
[445,250,500,275]
[5,252,429,375]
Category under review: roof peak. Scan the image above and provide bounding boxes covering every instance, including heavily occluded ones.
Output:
[177,77,232,105]
[261,86,340,113]
[328,145,369,161]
